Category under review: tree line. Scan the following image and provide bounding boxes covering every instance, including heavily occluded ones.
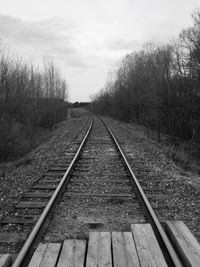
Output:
[90,9,200,141]
[0,45,68,161]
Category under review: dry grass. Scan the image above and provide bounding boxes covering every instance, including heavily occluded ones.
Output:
[167,141,200,174]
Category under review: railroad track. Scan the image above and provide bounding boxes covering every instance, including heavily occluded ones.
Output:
[0,121,91,255]
[1,116,182,266]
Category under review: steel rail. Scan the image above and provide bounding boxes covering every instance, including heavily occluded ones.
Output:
[102,118,183,267]
[12,121,93,267]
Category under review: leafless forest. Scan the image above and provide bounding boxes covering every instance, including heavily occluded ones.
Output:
[91,10,200,142]
[1,9,200,165]
[0,48,68,161]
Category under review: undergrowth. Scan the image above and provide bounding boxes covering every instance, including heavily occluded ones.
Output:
[167,140,200,174]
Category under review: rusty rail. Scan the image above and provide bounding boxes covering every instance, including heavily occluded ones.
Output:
[12,122,93,267]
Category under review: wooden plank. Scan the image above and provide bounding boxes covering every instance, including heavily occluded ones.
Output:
[166,221,200,267]
[46,171,65,176]
[112,232,140,267]
[86,232,112,267]
[40,179,61,183]
[131,224,167,267]
[123,232,140,267]
[40,243,61,267]
[28,244,48,267]
[72,179,130,184]
[73,168,90,171]
[102,179,130,183]
[51,163,71,166]
[70,185,131,191]
[1,216,36,224]
[112,232,127,267]
[47,169,66,172]
[67,193,134,198]
[44,174,63,178]
[57,239,86,267]
[16,201,47,208]
[32,185,57,190]
[73,173,127,177]
[79,157,95,159]
[49,168,67,171]
[146,194,170,200]
[23,192,52,198]
[0,254,12,267]
[70,239,87,266]
[98,232,112,267]
[86,232,98,267]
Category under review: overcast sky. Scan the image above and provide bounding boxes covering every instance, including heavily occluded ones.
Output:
[0,0,200,101]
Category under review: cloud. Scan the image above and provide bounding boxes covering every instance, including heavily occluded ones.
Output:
[0,14,133,102]
[0,15,89,68]
[0,14,142,72]
[0,16,62,44]
[106,39,142,51]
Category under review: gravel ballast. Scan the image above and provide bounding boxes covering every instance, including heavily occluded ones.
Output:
[0,114,91,221]
[1,111,200,246]
[104,117,200,242]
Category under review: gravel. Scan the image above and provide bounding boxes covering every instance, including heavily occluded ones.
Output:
[1,110,200,248]
[104,117,200,242]
[0,113,91,221]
